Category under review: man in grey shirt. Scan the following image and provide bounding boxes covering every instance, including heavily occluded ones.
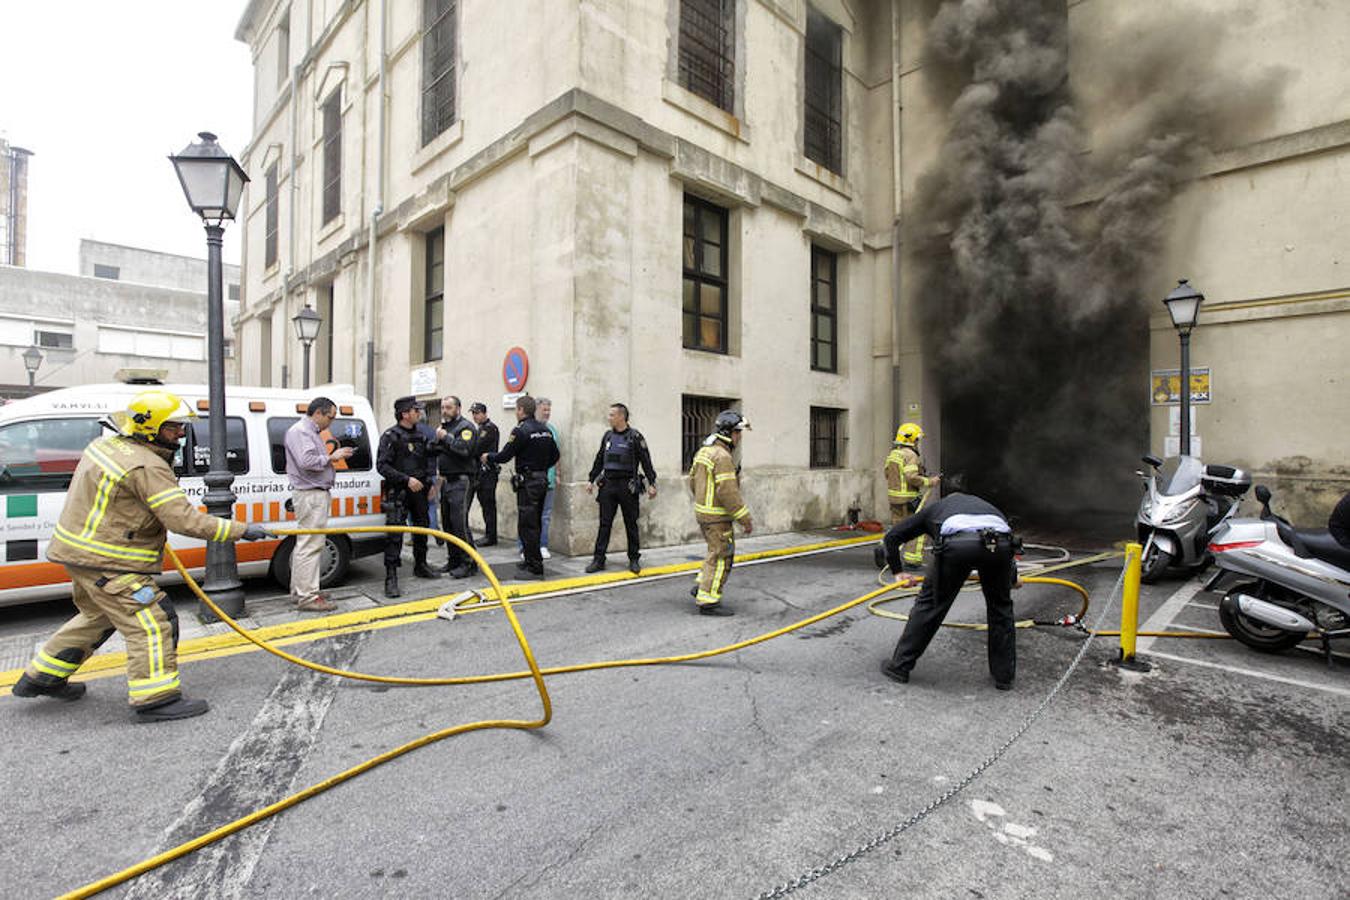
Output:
[284,397,354,611]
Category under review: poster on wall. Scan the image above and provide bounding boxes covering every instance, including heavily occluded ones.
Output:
[1150,367,1211,405]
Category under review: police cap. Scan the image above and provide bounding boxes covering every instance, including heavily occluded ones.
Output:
[469,401,488,414]
[393,395,424,414]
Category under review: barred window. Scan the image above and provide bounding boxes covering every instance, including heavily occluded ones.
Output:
[321,90,342,225]
[421,0,458,146]
[682,194,728,354]
[810,245,838,372]
[804,9,843,173]
[425,228,444,362]
[264,162,279,269]
[682,394,737,471]
[809,406,845,469]
[678,0,735,112]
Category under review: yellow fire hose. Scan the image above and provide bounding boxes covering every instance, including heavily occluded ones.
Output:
[58,524,1097,899]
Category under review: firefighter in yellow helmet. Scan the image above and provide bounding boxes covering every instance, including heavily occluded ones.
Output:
[12,390,272,722]
[884,423,939,572]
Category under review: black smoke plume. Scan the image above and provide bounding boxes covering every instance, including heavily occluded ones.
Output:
[910,0,1286,522]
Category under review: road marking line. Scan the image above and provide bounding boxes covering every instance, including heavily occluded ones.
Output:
[122,632,368,900]
[1146,649,1350,698]
[1136,578,1206,653]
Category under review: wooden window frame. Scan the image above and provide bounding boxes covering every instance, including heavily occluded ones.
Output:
[682,194,729,354]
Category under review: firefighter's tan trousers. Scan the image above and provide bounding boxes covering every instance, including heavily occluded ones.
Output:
[889,501,928,566]
[24,566,181,707]
[695,521,735,607]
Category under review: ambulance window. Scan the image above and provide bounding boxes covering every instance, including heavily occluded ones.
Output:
[182,417,249,475]
[266,417,373,473]
[0,418,104,493]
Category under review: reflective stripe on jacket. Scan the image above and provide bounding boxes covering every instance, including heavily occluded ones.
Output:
[689,437,748,524]
[884,445,929,503]
[46,434,247,573]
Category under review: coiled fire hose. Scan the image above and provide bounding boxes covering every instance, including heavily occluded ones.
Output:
[57,525,1096,899]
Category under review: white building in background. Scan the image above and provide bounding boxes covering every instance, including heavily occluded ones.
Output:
[233,0,1350,549]
[1,138,34,268]
[0,243,240,400]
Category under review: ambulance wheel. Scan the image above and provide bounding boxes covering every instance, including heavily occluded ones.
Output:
[269,535,352,591]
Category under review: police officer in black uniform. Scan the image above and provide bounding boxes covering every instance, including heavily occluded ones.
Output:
[880,492,1020,691]
[376,396,437,598]
[468,402,500,546]
[584,403,657,574]
[483,396,558,579]
[434,394,479,578]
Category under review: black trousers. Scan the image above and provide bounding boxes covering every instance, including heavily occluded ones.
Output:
[438,475,477,569]
[516,475,549,570]
[593,478,641,561]
[471,471,499,541]
[889,534,1016,684]
[383,486,430,568]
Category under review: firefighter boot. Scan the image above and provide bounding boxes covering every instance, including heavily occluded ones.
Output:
[384,566,402,599]
[12,672,86,702]
[135,696,209,723]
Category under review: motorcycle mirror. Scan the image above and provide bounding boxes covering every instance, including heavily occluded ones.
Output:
[1142,454,1163,468]
[1254,485,1272,504]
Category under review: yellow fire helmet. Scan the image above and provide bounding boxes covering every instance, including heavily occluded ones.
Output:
[894,422,923,446]
[121,389,197,439]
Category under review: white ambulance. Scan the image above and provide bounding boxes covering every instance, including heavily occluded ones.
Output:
[0,377,387,607]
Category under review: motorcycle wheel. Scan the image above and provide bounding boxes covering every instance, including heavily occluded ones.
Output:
[1139,543,1172,584]
[1218,584,1309,653]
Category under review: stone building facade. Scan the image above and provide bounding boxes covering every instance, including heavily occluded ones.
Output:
[232,0,1350,549]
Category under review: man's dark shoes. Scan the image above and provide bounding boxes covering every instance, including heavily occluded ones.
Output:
[135,696,209,723]
[698,604,734,617]
[12,673,86,701]
[628,558,641,574]
[584,558,606,574]
[514,562,545,580]
[413,563,439,579]
[995,681,1013,691]
[384,569,401,599]
[880,662,910,684]
[478,537,497,547]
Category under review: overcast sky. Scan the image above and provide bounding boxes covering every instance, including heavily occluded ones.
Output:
[2,2,253,274]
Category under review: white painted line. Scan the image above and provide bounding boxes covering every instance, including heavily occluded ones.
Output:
[1136,578,1206,653]
[1187,601,1221,612]
[1147,649,1350,698]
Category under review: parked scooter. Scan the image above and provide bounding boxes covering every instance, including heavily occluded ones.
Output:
[1134,454,1251,583]
[1206,485,1350,666]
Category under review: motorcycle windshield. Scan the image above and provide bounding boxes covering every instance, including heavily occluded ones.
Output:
[1158,455,1204,495]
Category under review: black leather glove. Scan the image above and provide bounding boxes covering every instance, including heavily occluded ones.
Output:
[242,524,274,541]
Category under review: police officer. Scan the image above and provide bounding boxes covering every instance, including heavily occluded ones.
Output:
[434,394,479,578]
[377,396,437,598]
[880,492,1019,691]
[468,402,500,546]
[688,410,753,615]
[584,403,658,574]
[11,390,271,722]
[881,423,939,573]
[483,395,558,579]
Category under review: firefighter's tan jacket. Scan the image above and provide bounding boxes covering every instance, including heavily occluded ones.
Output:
[689,436,749,524]
[884,444,930,504]
[47,434,247,573]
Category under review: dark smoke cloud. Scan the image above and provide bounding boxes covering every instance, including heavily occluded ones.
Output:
[911,0,1287,521]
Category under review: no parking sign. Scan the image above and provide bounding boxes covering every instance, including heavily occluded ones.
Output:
[502,346,529,393]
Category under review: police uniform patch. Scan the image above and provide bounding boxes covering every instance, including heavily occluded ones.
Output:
[461,429,473,440]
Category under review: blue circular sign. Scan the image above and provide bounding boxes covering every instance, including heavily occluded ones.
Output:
[502,346,529,392]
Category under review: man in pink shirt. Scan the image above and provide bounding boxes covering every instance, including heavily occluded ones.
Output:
[284,397,354,611]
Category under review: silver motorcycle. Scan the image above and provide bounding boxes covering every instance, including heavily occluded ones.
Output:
[1206,485,1350,666]
[1135,454,1251,583]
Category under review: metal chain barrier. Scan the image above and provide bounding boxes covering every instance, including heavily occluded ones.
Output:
[753,566,1128,900]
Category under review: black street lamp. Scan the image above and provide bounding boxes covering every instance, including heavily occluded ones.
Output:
[1163,278,1204,457]
[21,345,43,387]
[292,304,323,390]
[169,131,249,620]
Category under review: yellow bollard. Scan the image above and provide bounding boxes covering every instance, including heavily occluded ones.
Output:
[1115,542,1151,670]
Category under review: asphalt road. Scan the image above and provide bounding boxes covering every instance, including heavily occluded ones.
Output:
[2,545,1347,899]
